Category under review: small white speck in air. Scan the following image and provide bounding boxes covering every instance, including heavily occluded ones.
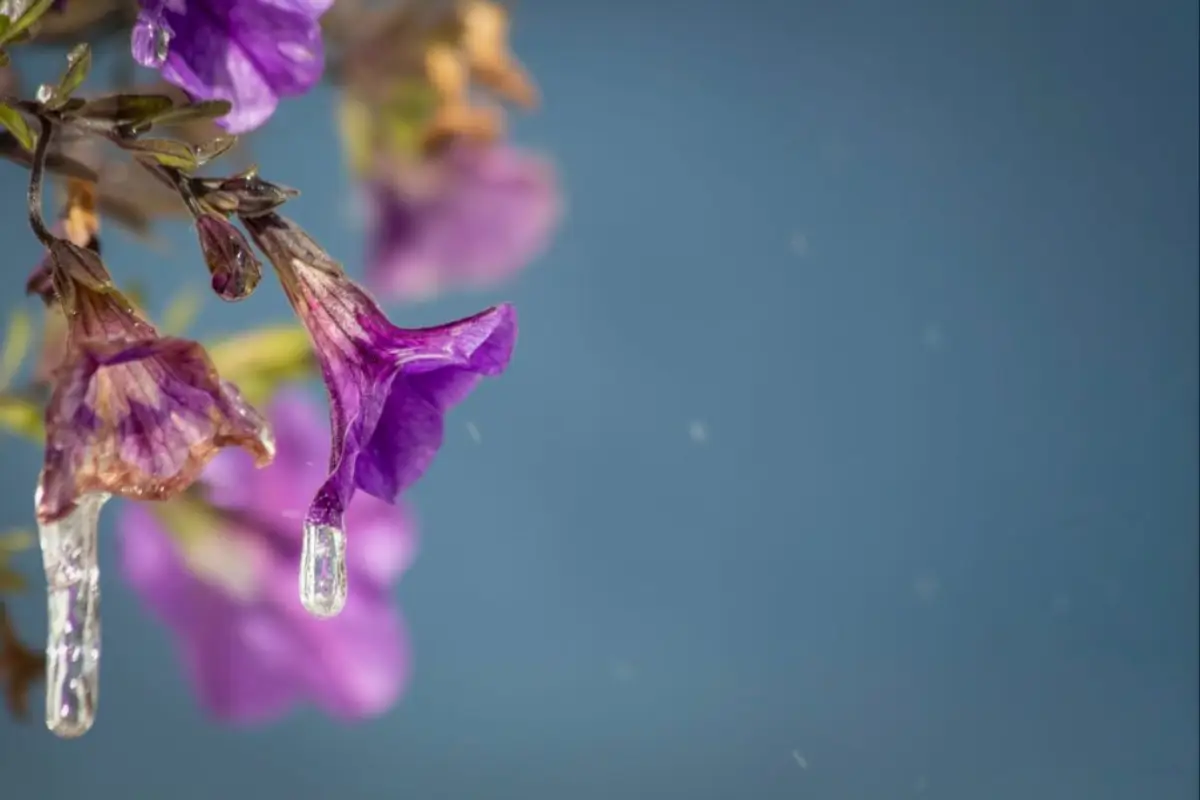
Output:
[789,231,810,258]
[922,323,945,351]
[688,420,708,444]
[792,750,808,769]
[610,660,636,682]
[913,572,940,603]
[466,421,482,443]
[1052,592,1072,615]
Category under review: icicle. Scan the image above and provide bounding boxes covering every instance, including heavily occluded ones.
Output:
[299,522,347,618]
[37,488,109,739]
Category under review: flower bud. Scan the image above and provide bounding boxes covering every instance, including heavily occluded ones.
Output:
[196,215,262,301]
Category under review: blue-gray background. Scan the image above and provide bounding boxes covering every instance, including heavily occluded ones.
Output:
[1,0,1197,797]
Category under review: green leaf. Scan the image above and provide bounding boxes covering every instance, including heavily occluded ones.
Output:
[336,94,373,176]
[123,281,147,311]
[119,137,199,171]
[160,289,201,336]
[0,15,11,40]
[0,101,33,151]
[0,393,44,442]
[0,309,32,390]
[0,529,33,555]
[207,326,315,407]
[77,93,175,123]
[0,0,54,45]
[150,99,232,126]
[49,42,91,105]
[0,566,25,593]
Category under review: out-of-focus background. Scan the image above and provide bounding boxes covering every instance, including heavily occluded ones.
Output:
[1,0,1197,798]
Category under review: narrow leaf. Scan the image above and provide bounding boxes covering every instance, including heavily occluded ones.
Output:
[160,289,201,336]
[0,0,53,45]
[0,101,32,151]
[0,567,25,592]
[78,92,175,122]
[119,137,198,171]
[207,325,315,406]
[52,42,90,102]
[150,99,232,126]
[0,529,33,554]
[0,393,44,441]
[0,309,32,390]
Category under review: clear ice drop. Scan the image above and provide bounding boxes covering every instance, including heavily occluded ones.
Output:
[300,522,347,618]
[38,490,109,739]
[152,23,171,66]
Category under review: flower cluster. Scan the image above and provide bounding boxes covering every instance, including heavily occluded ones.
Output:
[0,0,554,738]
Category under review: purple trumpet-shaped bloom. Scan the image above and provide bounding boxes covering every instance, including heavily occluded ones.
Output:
[366,143,560,301]
[37,240,274,525]
[131,0,333,133]
[241,212,515,616]
[118,391,415,722]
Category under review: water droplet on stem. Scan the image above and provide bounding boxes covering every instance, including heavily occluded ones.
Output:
[300,522,347,618]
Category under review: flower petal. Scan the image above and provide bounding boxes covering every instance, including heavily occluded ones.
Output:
[354,305,517,502]
[38,337,273,523]
[139,0,331,133]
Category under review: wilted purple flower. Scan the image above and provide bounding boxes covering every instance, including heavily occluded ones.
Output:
[118,391,415,722]
[131,0,333,133]
[366,142,560,301]
[37,240,274,525]
[242,212,515,617]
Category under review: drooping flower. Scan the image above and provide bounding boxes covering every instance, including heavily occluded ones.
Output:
[118,391,415,722]
[241,212,515,616]
[365,142,560,301]
[37,236,274,525]
[131,0,333,133]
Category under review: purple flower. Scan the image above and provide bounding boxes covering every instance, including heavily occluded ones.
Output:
[131,0,333,133]
[242,212,515,616]
[118,391,415,722]
[366,142,560,301]
[37,240,274,525]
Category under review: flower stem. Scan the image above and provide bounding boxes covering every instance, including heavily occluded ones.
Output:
[27,115,57,249]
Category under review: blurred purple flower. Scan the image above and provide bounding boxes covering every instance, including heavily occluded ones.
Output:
[131,0,333,133]
[365,143,560,302]
[118,391,416,722]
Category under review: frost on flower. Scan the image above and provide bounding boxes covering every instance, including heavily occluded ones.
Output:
[37,239,274,525]
[131,0,333,133]
[119,392,415,722]
[242,212,515,616]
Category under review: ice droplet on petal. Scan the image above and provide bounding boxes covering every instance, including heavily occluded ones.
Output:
[152,24,172,66]
[37,489,110,739]
[300,522,347,618]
